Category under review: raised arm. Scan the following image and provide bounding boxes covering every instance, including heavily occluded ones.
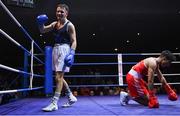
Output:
[36,14,56,33]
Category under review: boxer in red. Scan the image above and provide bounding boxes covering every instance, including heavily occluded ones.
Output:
[120,50,178,108]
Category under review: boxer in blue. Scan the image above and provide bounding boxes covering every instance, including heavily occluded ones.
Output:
[37,4,77,111]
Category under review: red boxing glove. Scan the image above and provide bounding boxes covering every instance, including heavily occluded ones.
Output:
[164,84,178,101]
[148,90,159,108]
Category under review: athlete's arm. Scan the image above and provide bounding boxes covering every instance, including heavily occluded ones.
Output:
[39,21,56,33]
[68,23,77,50]
[147,59,156,91]
[156,66,167,86]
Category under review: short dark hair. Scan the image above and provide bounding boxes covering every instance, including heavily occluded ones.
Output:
[56,4,69,13]
[160,50,176,62]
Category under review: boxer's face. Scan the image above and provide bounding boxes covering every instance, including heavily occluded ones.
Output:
[56,7,68,20]
[160,58,170,68]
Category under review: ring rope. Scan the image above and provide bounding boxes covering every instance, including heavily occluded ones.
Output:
[0,64,43,77]
[65,75,118,78]
[75,53,180,56]
[0,29,44,64]
[69,84,121,87]
[0,86,43,94]
[34,52,180,56]
[0,0,44,53]
[74,61,180,66]
[74,62,136,65]
[68,82,180,88]
[0,0,45,95]
[65,73,180,78]
[2,82,178,94]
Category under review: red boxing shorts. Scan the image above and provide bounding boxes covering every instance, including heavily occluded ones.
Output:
[126,69,149,98]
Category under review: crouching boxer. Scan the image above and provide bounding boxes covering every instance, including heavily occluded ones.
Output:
[120,50,177,108]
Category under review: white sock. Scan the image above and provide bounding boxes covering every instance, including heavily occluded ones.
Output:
[52,92,60,104]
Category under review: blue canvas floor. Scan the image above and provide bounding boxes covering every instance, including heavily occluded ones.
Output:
[0,95,180,116]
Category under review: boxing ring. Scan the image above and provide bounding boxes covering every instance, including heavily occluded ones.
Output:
[1,0,180,115]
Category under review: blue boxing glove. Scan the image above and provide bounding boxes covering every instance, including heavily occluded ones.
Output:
[64,49,75,67]
[36,14,48,26]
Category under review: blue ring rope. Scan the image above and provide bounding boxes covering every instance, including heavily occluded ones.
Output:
[69,84,127,87]
[76,53,180,56]
[0,29,44,64]
[0,86,43,94]
[76,53,154,56]
[0,0,44,54]
[76,53,141,56]
[0,64,44,78]
[74,62,137,65]
[65,75,121,78]
[65,74,179,78]
[35,53,180,56]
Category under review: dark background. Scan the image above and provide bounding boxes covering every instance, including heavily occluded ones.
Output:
[1,0,180,66]
[0,0,180,97]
